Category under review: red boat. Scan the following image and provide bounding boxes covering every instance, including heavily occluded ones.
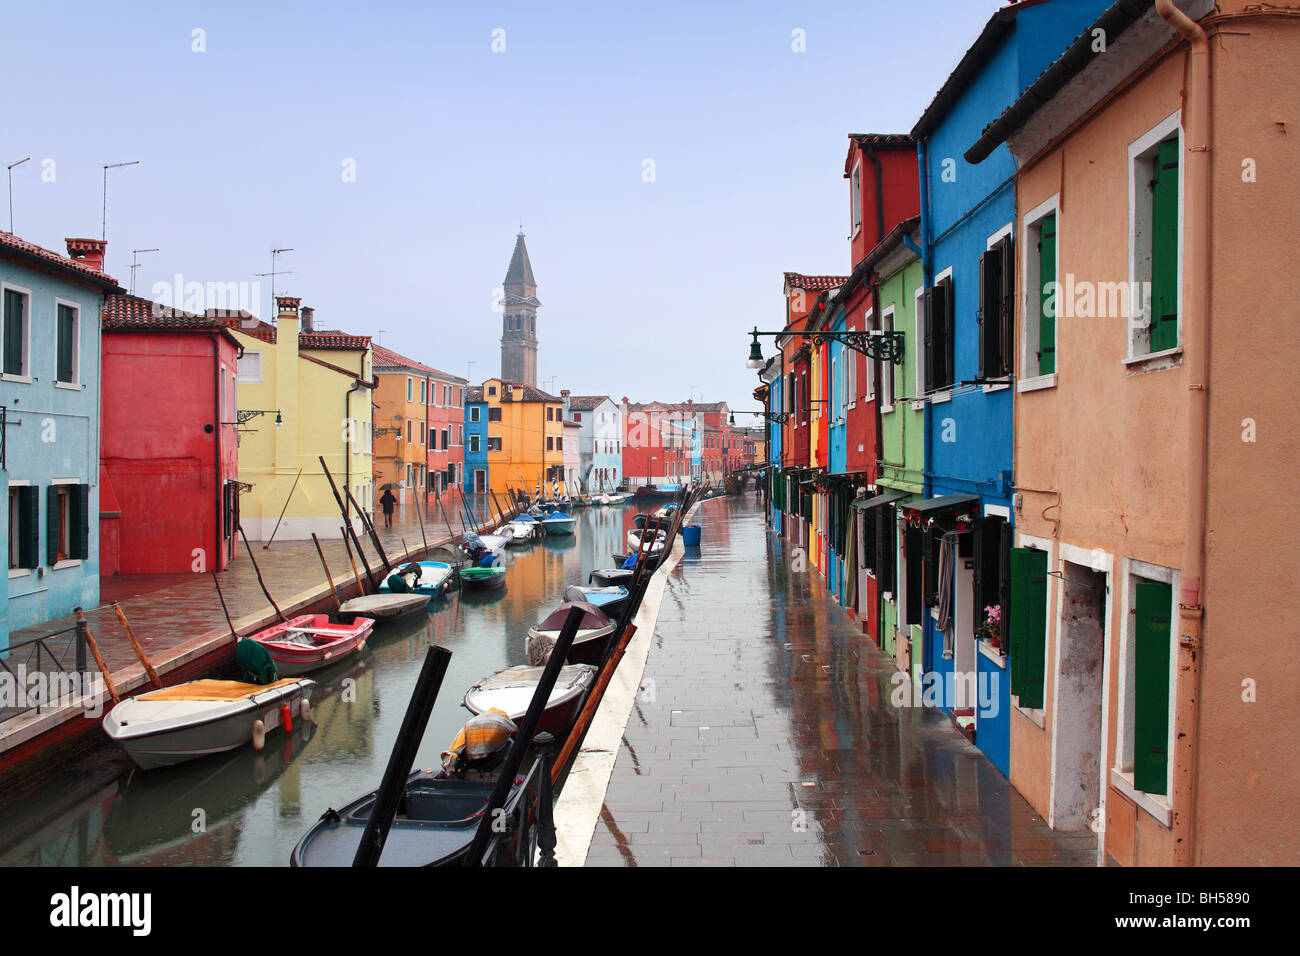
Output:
[244,614,374,676]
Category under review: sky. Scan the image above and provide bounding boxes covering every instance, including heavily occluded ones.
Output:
[4,0,1006,415]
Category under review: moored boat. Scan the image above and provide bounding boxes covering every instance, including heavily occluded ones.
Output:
[540,511,576,536]
[244,615,374,676]
[338,592,430,624]
[103,677,316,770]
[459,564,507,591]
[462,663,596,738]
[525,600,615,666]
[563,584,629,619]
[589,567,636,588]
[378,561,455,597]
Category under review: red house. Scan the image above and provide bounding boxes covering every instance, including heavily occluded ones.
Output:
[100,294,242,575]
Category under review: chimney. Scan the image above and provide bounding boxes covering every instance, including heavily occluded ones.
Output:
[276,295,301,319]
[65,238,107,273]
[300,306,314,332]
[560,389,570,397]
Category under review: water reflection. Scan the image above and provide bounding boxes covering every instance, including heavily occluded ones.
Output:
[0,503,639,867]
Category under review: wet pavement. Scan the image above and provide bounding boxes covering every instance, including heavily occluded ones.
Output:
[585,494,1099,867]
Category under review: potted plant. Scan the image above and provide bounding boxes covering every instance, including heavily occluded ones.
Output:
[978,604,1002,650]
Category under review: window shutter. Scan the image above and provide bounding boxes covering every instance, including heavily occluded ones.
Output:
[1009,546,1047,708]
[74,484,90,559]
[978,249,1002,380]
[46,485,60,566]
[15,486,37,568]
[999,234,1015,376]
[1038,215,1057,375]
[1134,579,1172,794]
[3,290,25,376]
[1150,139,1180,353]
[939,278,954,389]
[923,288,936,392]
[923,526,940,607]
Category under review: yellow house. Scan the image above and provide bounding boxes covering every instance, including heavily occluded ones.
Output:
[231,296,374,541]
[481,378,563,496]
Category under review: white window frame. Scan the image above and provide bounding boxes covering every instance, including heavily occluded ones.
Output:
[1126,110,1183,365]
[880,305,896,412]
[8,480,33,576]
[1020,194,1060,392]
[469,405,480,423]
[237,351,262,383]
[53,298,81,388]
[912,286,926,407]
[1111,557,1179,827]
[1,281,33,383]
[1011,531,1054,728]
[850,159,862,239]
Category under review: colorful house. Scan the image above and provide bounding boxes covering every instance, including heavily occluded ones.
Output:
[908,0,1111,778]
[620,400,697,488]
[563,394,622,493]
[479,378,563,497]
[464,388,489,494]
[969,0,1296,865]
[231,296,375,541]
[426,369,468,499]
[2,234,121,640]
[99,293,241,575]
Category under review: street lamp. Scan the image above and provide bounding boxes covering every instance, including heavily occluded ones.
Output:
[744,325,906,367]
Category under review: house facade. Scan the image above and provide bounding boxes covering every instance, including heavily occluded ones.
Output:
[480,377,562,497]
[2,234,121,640]
[464,388,489,495]
[99,293,241,575]
[231,296,374,541]
[565,395,621,493]
[970,0,1296,865]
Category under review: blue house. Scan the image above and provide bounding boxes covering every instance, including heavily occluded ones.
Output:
[464,388,489,495]
[758,359,782,529]
[909,0,1110,777]
[2,235,122,646]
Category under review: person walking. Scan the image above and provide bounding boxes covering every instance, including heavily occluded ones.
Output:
[379,487,397,529]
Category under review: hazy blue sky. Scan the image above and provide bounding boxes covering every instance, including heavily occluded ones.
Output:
[6,0,1004,414]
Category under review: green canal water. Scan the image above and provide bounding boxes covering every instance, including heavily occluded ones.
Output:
[0,503,647,866]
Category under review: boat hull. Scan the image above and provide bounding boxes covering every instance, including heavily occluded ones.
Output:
[103,679,315,771]
[463,664,596,738]
[526,624,615,667]
[338,593,430,623]
[246,615,373,676]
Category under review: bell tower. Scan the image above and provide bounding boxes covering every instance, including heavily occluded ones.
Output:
[501,231,539,387]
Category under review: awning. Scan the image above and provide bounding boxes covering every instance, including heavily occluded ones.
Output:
[901,494,979,515]
[852,489,910,510]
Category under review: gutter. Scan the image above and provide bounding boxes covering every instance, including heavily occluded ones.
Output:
[917,139,933,500]
[1156,0,1209,870]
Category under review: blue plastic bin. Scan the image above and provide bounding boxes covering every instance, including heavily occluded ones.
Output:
[682,525,702,547]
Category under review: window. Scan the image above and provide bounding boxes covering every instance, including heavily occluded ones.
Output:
[46,482,88,565]
[881,307,895,409]
[55,302,79,385]
[1129,115,1182,358]
[850,159,862,238]
[1022,199,1058,381]
[440,428,448,450]
[487,384,497,397]
[487,437,502,452]
[574,412,582,422]
[2,285,30,379]
[469,435,481,453]
[488,406,502,422]
[546,436,554,451]
[923,272,954,392]
[237,351,262,383]
[8,485,38,569]
[546,406,554,422]
[407,377,413,402]
[1009,545,1048,709]
[978,230,1015,379]
[420,380,427,404]
[407,420,413,443]
[469,406,480,423]
[420,422,427,446]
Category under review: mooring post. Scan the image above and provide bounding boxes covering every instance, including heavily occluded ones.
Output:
[534,731,558,867]
[74,606,87,675]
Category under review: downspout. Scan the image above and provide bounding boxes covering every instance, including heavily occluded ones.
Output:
[917,139,934,500]
[213,336,223,569]
[1156,0,1210,869]
[345,379,364,527]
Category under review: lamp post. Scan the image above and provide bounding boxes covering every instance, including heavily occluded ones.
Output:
[745,325,905,368]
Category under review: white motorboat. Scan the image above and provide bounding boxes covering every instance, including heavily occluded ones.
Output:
[103,678,316,770]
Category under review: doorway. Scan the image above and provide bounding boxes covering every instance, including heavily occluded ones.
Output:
[1052,560,1107,831]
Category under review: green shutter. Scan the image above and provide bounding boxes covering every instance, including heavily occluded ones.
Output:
[1134,579,1172,794]
[74,484,90,560]
[17,486,38,568]
[3,289,24,376]
[56,304,76,382]
[1009,546,1048,708]
[46,485,60,566]
[1149,139,1180,353]
[1038,215,1056,375]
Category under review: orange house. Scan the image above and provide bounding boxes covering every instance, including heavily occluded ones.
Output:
[480,378,564,497]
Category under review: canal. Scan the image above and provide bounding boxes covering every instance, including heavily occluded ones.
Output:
[0,502,649,866]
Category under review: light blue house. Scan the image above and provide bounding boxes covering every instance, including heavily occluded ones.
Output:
[909,0,1110,777]
[464,388,489,495]
[564,394,622,493]
[2,235,122,646]
[758,358,782,529]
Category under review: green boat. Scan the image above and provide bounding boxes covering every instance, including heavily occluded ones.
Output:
[458,565,507,591]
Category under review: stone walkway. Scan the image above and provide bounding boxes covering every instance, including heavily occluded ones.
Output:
[584,494,1099,866]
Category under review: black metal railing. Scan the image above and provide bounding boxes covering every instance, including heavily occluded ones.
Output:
[0,617,90,724]
[476,733,558,868]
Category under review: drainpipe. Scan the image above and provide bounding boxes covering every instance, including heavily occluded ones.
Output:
[916,139,934,500]
[1157,0,1209,869]
[345,379,364,526]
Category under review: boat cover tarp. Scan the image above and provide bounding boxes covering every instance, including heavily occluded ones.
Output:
[138,678,303,703]
[535,600,610,631]
[236,638,279,683]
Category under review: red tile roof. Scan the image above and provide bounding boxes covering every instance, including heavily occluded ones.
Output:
[567,395,611,412]
[299,329,371,350]
[102,293,224,330]
[783,272,849,293]
[370,342,465,381]
[0,230,122,290]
